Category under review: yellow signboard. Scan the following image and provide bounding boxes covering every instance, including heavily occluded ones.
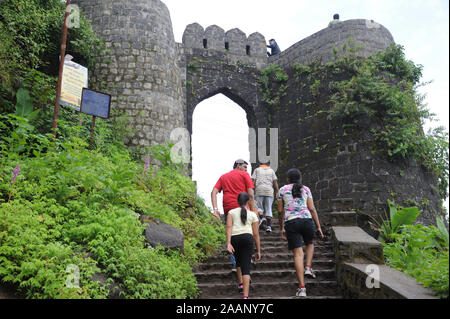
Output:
[60,59,88,111]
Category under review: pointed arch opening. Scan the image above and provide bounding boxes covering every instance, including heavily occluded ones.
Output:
[191,94,252,214]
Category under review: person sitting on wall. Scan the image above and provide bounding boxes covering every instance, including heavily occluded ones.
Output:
[267,39,281,57]
[328,13,341,27]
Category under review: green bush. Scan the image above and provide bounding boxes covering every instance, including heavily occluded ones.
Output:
[0,122,225,298]
[368,200,421,243]
[0,0,104,74]
[0,0,107,123]
[383,223,449,298]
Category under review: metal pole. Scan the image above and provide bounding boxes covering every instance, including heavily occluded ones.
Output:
[52,0,71,138]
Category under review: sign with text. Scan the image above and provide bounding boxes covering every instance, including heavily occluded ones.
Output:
[80,88,111,119]
[61,59,88,111]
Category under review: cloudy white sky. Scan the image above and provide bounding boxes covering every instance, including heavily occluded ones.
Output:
[162,0,449,213]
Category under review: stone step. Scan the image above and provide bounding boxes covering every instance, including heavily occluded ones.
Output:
[213,242,333,252]
[259,245,332,254]
[205,246,334,264]
[257,239,333,247]
[196,259,335,272]
[194,223,342,299]
[330,211,357,226]
[197,280,340,298]
[258,231,332,241]
[203,251,335,263]
[195,268,336,283]
[204,295,343,300]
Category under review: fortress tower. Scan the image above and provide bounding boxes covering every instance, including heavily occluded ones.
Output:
[72,0,185,148]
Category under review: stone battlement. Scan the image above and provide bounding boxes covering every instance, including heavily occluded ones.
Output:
[182,23,267,69]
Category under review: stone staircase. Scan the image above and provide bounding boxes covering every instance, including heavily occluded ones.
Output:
[194,218,343,299]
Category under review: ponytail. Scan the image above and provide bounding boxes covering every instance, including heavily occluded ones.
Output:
[240,206,247,225]
[237,192,250,225]
[287,168,303,198]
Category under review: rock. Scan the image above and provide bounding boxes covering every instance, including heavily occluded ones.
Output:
[0,282,24,299]
[140,215,184,253]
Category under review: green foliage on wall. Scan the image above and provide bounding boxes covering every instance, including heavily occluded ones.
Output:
[258,64,289,107]
[259,43,448,202]
[327,43,449,199]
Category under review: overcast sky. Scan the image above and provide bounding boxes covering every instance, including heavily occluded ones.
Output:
[162,0,449,213]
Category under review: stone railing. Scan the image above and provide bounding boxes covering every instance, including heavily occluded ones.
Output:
[330,211,436,299]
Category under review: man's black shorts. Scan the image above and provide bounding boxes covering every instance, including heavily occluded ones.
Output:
[284,218,315,250]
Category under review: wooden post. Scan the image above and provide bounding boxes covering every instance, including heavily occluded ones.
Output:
[90,115,96,150]
[52,0,71,138]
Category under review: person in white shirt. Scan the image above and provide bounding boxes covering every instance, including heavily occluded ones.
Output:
[252,164,279,232]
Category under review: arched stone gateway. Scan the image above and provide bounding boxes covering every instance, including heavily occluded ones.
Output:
[73,0,442,229]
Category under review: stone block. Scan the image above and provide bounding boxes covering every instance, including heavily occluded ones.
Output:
[332,226,384,264]
[330,211,357,226]
[340,263,436,299]
[331,198,354,211]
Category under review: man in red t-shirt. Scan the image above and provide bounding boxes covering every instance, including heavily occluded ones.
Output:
[211,159,255,219]
[211,159,255,273]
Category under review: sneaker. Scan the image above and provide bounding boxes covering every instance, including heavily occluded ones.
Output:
[305,267,316,279]
[266,225,272,232]
[296,287,307,297]
[238,284,243,293]
[259,217,267,229]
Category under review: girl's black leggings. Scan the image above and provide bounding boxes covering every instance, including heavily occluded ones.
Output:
[231,233,254,276]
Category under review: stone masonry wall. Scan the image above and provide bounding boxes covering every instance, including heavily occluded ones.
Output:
[75,0,442,230]
[272,65,442,232]
[269,19,394,67]
[72,0,185,150]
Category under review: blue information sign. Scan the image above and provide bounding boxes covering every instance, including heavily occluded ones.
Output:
[80,88,111,119]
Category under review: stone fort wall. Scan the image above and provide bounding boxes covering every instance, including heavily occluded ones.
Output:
[72,0,442,227]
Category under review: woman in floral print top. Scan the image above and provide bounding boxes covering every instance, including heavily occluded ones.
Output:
[277,168,324,297]
[278,183,313,220]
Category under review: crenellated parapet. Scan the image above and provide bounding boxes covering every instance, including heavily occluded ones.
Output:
[182,23,267,69]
